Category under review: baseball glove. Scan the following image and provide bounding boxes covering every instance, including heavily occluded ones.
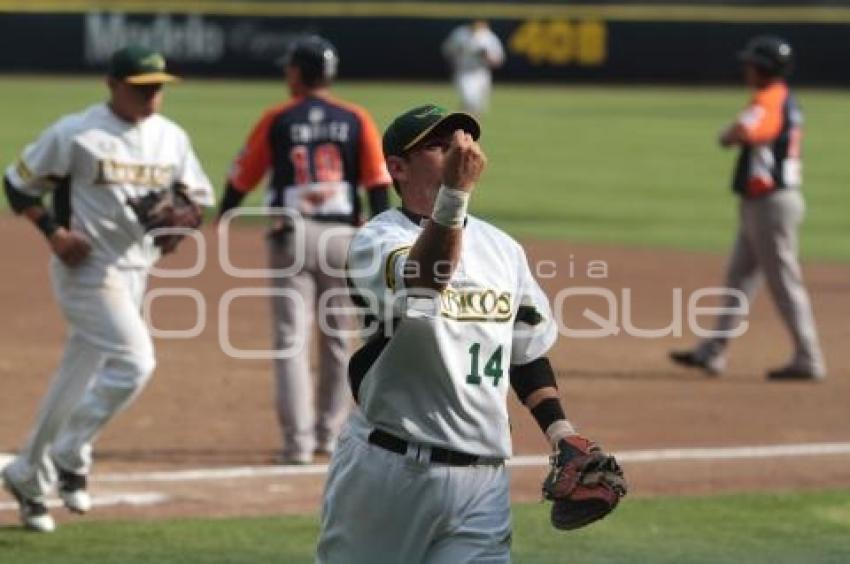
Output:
[127,184,203,254]
[542,435,627,531]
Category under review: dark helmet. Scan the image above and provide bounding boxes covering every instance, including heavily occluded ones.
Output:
[738,35,793,77]
[284,35,339,85]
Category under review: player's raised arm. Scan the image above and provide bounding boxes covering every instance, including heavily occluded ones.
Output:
[401,130,486,291]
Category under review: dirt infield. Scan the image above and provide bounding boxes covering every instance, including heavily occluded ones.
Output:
[1,219,848,526]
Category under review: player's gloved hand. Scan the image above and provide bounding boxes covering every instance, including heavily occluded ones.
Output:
[49,228,92,267]
[542,434,627,531]
[442,129,486,193]
[127,185,203,255]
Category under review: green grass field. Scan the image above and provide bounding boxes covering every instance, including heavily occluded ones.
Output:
[1,77,849,558]
[2,490,849,563]
[0,77,847,260]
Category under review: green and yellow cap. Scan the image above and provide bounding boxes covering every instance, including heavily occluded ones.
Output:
[108,45,179,85]
[383,104,480,157]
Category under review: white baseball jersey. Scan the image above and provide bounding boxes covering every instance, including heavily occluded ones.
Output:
[346,208,557,458]
[5,103,214,275]
[442,25,505,75]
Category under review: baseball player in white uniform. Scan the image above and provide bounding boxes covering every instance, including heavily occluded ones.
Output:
[316,105,618,563]
[442,20,505,114]
[2,46,214,532]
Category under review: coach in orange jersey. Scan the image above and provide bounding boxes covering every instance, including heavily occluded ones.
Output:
[218,35,391,463]
[670,36,826,381]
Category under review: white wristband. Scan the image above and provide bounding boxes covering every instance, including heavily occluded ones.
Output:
[545,420,578,449]
[431,185,469,229]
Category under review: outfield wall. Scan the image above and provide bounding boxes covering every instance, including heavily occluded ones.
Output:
[1,2,849,84]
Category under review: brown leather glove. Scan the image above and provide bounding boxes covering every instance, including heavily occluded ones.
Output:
[542,435,627,530]
[127,185,203,254]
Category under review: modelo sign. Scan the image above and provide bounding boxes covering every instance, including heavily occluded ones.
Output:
[84,13,226,63]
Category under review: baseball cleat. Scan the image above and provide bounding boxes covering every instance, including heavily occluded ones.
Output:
[669,349,726,376]
[56,466,91,514]
[2,467,56,533]
[766,365,826,382]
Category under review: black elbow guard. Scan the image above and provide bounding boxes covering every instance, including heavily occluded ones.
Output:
[509,356,557,403]
[4,175,42,214]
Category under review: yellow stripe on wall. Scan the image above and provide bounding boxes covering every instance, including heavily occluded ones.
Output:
[1,1,849,24]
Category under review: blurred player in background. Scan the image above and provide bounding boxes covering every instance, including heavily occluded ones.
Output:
[442,20,505,114]
[218,35,391,465]
[2,46,213,532]
[670,36,826,382]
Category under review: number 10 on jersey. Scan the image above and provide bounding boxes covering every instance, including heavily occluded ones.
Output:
[289,143,343,184]
[466,343,504,386]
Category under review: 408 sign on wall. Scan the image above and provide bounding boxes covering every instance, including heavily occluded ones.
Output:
[509,20,607,67]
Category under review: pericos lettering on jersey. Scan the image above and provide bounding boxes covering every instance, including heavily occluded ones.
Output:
[94,160,174,188]
[440,288,513,322]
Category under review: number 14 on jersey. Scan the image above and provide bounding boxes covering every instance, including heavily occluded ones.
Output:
[466,343,504,386]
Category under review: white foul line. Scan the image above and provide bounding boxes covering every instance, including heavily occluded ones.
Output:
[3,442,849,486]
[98,463,331,482]
[76,441,850,483]
[3,442,846,514]
[513,441,850,467]
[0,492,169,513]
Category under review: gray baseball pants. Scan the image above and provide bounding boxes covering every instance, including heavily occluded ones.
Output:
[317,409,511,564]
[698,188,825,373]
[268,219,355,461]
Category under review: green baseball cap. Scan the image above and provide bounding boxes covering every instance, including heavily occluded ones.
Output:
[383,104,480,157]
[108,45,179,85]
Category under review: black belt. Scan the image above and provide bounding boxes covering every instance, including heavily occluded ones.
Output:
[368,429,488,467]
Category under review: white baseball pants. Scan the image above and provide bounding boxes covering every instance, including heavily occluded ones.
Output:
[5,259,155,501]
[455,70,493,115]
